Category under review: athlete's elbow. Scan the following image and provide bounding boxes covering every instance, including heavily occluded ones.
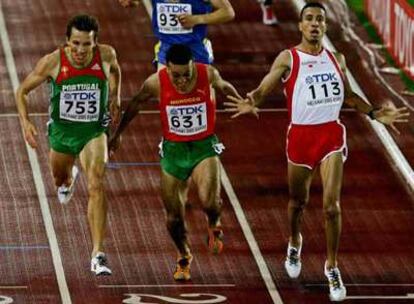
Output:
[224,7,235,21]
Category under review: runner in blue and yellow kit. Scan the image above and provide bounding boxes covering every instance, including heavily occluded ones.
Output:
[118,0,235,66]
[16,15,121,276]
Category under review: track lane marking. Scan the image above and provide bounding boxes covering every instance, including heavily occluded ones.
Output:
[0,4,72,304]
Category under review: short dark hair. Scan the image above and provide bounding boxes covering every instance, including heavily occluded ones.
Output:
[299,2,326,20]
[166,44,193,65]
[66,14,99,40]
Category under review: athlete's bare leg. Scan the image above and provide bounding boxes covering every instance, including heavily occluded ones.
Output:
[161,170,191,256]
[191,156,222,228]
[287,163,313,247]
[49,150,76,187]
[319,152,343,268]
[79,133,108,257]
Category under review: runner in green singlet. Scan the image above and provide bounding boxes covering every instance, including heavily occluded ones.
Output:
[16,14,121,276]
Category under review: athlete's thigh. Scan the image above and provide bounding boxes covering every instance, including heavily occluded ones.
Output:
[161,169,188,215]
[79,133,108,177]
[319,151,343,204]
[288,162,313,201]
[191,156,221,203]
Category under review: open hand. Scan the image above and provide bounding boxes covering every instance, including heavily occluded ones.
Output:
[374,104,410,134]
[224,94,259,119]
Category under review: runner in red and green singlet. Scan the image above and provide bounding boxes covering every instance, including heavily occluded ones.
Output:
[16,14,121,276]
[109,44,251,281]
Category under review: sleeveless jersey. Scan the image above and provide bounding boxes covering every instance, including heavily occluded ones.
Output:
[152,0,212,45]
[283,48,345,125]
[159,63,215,142]
[49,47,109,130]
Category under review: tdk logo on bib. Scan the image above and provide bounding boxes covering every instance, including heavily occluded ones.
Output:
[159,4,190,14]
[170,105,205,115]
[306,73,337,84]
[63,91,97,100]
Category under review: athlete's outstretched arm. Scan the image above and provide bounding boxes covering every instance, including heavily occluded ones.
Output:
[248,49,290,107]
[337,52,410,133]
[178,0,235,29]
[224,49,290,118]
[109,73,158,151]
[208,66,242,100]
[16,51,58,148]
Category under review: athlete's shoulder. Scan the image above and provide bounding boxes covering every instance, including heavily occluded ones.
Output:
[330,50,346,70]
[97,44,117,62]
[36,49,60,74]
[275,49,292,65]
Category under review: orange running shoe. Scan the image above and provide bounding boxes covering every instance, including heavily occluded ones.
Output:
[207,227,224,254]
[173,254,193,281]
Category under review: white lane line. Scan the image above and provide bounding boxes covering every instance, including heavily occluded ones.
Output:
[346,294,414,300]
[99,284,236,288]
[0,4,72,304]
[140,2,283,303]
[293,0,414,191]
[307,283,414,287]
[220,164,283,303]
[0,286,28,289]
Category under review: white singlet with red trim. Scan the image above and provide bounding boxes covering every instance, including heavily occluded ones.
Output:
[283,48,345,125]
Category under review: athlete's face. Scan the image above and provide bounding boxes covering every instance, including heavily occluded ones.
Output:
[67,28,96,66]
[167,61,195,92]
[299,7,326,44]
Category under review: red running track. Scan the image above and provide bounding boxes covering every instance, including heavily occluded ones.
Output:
[0,0,414,303]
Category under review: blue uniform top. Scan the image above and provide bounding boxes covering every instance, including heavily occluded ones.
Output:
[152,0,213,45]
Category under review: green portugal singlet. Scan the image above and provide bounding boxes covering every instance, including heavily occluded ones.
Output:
[48,47,110,155]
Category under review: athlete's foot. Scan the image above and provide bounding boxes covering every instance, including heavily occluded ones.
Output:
[91,252,112,276]
[324,261,346,302]
[284,233,302,278]
[207,227,224,254]
[173,254,193,281]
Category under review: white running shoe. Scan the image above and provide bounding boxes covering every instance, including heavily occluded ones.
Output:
[91,252,112,276]
[284,233,302,278]
[261,4,278,26]
[57,166,79,204]
[324,261,347,302]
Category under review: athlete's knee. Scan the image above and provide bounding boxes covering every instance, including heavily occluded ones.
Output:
[166,214,186,236]
[323,201,341,220]
[289,195,309,210]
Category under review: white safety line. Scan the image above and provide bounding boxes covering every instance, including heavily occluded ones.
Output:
[220,165,284,303]
[99,284,236,288]
[307,283,414,287]
[0,4,72,304]
[141,2,283,303]
[293,0,414,191]
[346,294,414,300]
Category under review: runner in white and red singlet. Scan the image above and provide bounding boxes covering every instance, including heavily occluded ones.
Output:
[225,2,409,302]
[109,44,245,281]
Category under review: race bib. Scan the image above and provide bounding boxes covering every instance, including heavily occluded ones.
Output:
[305,73,343,108]
[59,90,100,122]
[157,3,193,34]
[166,102,207,136]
